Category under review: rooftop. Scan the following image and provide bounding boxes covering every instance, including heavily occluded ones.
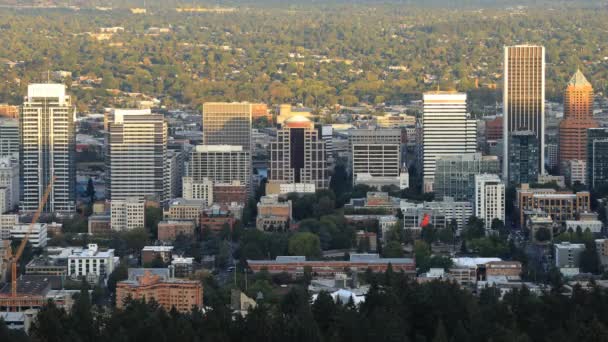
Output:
[567,69,592,88]
[142,246,174,252]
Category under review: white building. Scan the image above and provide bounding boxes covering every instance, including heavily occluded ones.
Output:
[0,213,18,239]
[111,198,145,231]
[67,243,117,281]
[565,220,602,234]
[0,156,19,212]
[422,92,477,192]
[566,160,586,185]
[21,84,75,213]
[10,223,47,248]
[351,128,404,189]
[182,176,213,204]
[474,174,505,230]
[188,145,251,192]
[554,242,585,269]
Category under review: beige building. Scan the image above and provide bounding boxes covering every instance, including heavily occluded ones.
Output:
[164,198,206,223]
[182,176,213,205]
[202,103,252,151]
[256,195,292,231]
[188,145,251,194]
[110,198,145,231]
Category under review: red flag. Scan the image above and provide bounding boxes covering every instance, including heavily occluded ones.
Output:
[420,213,430,228]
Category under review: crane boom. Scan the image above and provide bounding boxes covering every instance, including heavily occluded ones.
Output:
[11,176,56,297]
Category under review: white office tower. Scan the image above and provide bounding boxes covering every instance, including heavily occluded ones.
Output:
[422,92,477,192]
[110,198,145,231]
[503,45,545,179]
[0,156,19,212]
[188,145,251,190]
[107,109,168,203]
[474,174,505,231]
[351,128,403,189]
[20,84,75,213]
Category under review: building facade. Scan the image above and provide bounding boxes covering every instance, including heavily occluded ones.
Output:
[182,176,213,205]
[256,195,292,232]
[202,102,252,151]
[503,45,545,179]
[0,157,19,212]
[587,128,608,189]
[0,120,19,159]
[107,109,168,203]
[110,198,145,231]
[269,116,328,189]
[517,185,591,226]
[508,131,540,185]
[434,153,500,202]
[188,145,251,194]
[474,174,505,230]
[559,70,597,172]
[157,220,196,241]
[350,128,403,189]
[10,223,47,248]
[20,84,75,213]
[422,92,476,192]
[67,244,116,281]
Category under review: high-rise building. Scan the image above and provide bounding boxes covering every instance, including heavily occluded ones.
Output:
[351,128,403,189]
[20,84,75,213]
[110,198,145,231]
[422,92,477,192]
[188,145,251,195]
[474,174,505,231]
[587,128,608,189]
[0,120,19,159]
[202,103,252,151]
[503,45,545,179]
[559,70,598,171]
[0,157,19,212]
[545,143,559,171]
[565,159,586,186]
[434,153,500,202]
[508,131,540,185]
[107,109,168,202]
[269,116,328,189]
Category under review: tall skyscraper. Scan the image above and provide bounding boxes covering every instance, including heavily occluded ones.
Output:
[474,174,505,231]
[0,119,19,159]
[269,116,329,189]
[587,128,608,189]
[559,70,598,171]
[202,103,252,151]
[503,45,546,179]
[351,128,403,189]
[20,84,75,213]
[107,109,168,202]
[422,92,477,192]
[508,131,540,185]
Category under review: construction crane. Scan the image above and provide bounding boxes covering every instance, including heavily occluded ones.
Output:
[5,176,55,297]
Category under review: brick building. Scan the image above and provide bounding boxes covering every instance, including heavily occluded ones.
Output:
[517,184,591,225]
[116,270,203,313]
[213,182,248,205]
[157,220,196,241]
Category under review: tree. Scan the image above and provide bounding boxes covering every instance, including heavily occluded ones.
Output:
[145,207,163,239]
[383,241,404,258]
[288,232,321,259]
[534,227,552,243]
[107,262,128,294]
[433,319,449,342]
[85,177,96,203]
[463,216,485,240]
[580,242,601,274]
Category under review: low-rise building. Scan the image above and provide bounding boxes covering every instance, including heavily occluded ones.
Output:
[11,223,47,248]
[171,256,195,278]
[200,205,237,233]
[116,270,203,313]
[595,239,608,267]
[256,195,292,232]
[517,184,591,226]
[566,160,586,185]
[247,254,415,278]
[0,214,18,239]
[555,242,585,269]
[157,220,196,241]
[213,181,248,205]
[111,198,145,231]
[565,219,603,234]
[485,261,522,279]
[67,244,117,282]
[181,176,213,204]
[355,231,378,252]
[527,213,554,244]
[164,198,205,223]
[88,215,111,236]
[141,246,174,265]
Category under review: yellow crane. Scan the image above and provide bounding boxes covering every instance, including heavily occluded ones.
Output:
[5,176,56,297]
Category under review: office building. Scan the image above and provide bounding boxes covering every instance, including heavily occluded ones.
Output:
[0,119,19,158]
[434,153,500,202]
[350,128,404,189]
[141,246,174,264]
[400,198,473,232]
[422,92,477,192]
[10,223,47,248]
[0,156,19,212]
[587,128,608,189]
[110,198,145,231]
[559,70,598,171]
[269,116,329,189]
[202,102,251,150]
[0,214,18,240]
[68,244,117,281]
[164,198,205,223]
[213,181,248,205]
[508,131,540,185]
[182,176,213,204]
[503,45,545,179]
[20,84,75,213]
[88,215,111,236]
[188,145,251,195]
[165,149,183,200]
[200,205,238,232]
[554,242,585,269]
[565,159,586,186]
[516,184,591,225]
[474,174,505,230]
[545,143,559,171]
[116,270,203,313]
[107,109,168,202]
